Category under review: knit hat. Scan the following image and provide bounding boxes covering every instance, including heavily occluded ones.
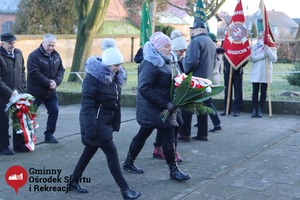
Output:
[208,32,217,42]
[170,30,187,51]
[101,38,124,66]
[150,32,171,50]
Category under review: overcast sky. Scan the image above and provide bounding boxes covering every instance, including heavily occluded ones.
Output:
[219,0,299,18]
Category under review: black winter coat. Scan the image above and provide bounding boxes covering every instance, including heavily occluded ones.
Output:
[136,42,180,129]
[0,47,26,105]
[80,56,126,147]
[223,56,247,75]
[134,47,144,64]
[27,44,65,98]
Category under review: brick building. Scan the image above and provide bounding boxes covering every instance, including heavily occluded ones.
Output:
[0,0,19,33]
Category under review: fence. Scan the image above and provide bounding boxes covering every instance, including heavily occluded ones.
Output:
[63,70,300,102]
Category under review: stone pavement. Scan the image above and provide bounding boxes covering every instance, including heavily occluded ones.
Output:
[0,104,299,200]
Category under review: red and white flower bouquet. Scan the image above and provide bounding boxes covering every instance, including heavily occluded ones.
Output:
[5,93,38,151]
[160,73,224,122]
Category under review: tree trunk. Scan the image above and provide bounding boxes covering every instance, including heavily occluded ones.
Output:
[67,28,95,82]
[68,0,110,82]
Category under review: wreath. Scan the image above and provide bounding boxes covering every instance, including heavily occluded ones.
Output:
[5,93,39,151]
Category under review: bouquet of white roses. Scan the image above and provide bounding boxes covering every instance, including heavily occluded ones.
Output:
[5,93,38,151]
[160,73,224,122]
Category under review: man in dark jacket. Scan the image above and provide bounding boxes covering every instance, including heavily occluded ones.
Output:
[0,33,27,155]
[178,20,216,142]
[27,33,65,144]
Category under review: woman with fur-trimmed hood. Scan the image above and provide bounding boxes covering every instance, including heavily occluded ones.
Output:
[68,38,142,200]
[122,32,191,182]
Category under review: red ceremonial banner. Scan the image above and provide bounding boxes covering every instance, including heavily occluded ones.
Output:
[262,3,276,48]
[223,0,250,70]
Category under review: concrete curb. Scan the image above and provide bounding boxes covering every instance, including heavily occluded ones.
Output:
[57,92,300,115]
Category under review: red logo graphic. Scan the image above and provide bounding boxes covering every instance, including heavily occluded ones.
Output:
[5,165,28,194]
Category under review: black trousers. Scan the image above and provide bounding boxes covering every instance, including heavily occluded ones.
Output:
[206,99,221,126]
[154,127,179,147]
[133,126,175,147]
[72,140,128,190]
[178,109,208,138]
[223,72,243,113]
[154,110,183,146]
[0,103,26,150]
[129,126,176,165]
[252,82,268,109]
[34,93,59,137]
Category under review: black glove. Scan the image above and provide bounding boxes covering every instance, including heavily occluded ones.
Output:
[216,47,225,54]
[166,102,176,113]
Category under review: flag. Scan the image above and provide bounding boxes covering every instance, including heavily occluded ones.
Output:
[258,0,276,48]
[222,0,250,70]
[194,0,207,22]
[140,0,152,47]
[194,0,209,32]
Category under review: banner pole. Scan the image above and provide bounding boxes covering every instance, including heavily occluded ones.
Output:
[226,64,233,115]
[265,56,272,118]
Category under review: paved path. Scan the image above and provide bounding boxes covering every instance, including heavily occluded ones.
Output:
[0,104,299,200]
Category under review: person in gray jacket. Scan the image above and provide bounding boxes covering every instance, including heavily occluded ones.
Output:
[177,20,216,142]
[250,31,277,118]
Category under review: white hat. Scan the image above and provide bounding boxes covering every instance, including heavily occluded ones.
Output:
[101,38,124,66]
[170,30,187,51]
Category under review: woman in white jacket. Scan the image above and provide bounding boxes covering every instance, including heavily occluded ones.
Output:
[250,31,277,118]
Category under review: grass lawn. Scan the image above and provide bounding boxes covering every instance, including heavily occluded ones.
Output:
[97,20,140,35]
[58,62,300,102]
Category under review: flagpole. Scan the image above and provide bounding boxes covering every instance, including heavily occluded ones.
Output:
[226,64,233,115]
[260,0,275,119]
[265,56,272,118]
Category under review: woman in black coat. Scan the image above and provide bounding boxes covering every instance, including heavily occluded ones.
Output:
[122,32,191,182]
[68,39,141,200]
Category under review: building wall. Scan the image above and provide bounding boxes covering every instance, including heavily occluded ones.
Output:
[12,35,300,72]
[105,0,127,20]
[0,13,16,33]
[274,27,298,40]
[15,35,140,69]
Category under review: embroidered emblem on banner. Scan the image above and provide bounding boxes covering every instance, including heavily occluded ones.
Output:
[227,22,248,44]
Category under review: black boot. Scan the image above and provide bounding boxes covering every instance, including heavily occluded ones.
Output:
[168,163,191,182]
[251,107,257,118]
[122,154,144,174]
[122,140,145,174]
[163,144,191,182]
[121,188,142,200]
[257,106,263,118]
[68,175,88,193]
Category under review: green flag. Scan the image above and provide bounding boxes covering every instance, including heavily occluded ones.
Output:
[194,0,207,22]
[140,0,152,46]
